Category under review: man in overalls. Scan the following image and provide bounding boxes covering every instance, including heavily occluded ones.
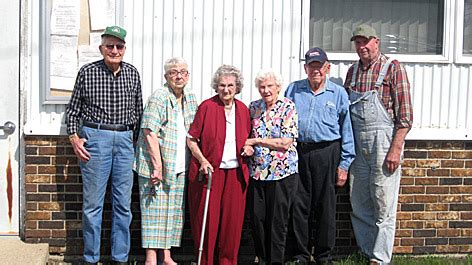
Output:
[344,25,413,265]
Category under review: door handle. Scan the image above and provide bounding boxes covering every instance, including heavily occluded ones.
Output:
[0,121,16,135]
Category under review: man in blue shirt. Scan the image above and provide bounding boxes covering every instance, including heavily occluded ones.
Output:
[285,47,355,264]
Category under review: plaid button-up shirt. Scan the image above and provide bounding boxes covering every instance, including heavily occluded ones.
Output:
[133,84,198,184]
[66,59,143,135]
[344,54,413,129]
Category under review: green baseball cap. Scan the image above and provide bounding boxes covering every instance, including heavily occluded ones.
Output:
[101,26,127,42]
[351,24,378,41]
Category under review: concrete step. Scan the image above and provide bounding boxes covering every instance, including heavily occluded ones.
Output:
[0,236,49,265]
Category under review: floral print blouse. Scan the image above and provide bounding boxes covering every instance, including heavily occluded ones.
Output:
[249,97,299,181]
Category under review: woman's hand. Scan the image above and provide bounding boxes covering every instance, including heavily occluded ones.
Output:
[241,145,254,157]
[150,166,163,185]
[199,160,214,175]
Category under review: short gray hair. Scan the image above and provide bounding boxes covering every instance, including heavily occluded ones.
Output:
[164,57,188,73]
[254,69,283,88]
[211,65,244,94]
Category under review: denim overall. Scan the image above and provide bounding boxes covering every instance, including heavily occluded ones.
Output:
[348,58,401,264]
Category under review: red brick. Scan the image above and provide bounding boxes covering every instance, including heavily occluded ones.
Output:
[426,186,450,194]
[401,221,424,229]
[462,229,472,236]
[26,212,51,220]
[438,195,461,203]
[451,186,472,194]
[415,177,438,185]
[404,151,427,159]
[425,221,448,229]
[403,169,426,177]
[52,230,67,238]
[38,165,57,174]
[429,151,451,159]
[38,202,63,211]
[463,195,472,202]
[400,177,415,185]
[452,151,472,159]
[25,175,50,183]
[25,165,37,174]
[25,184,37,192]
[39,146,61,155]
[437,212,460,220]
[402,159,416,168]
[441,160,464,168]
[26,202,37,211]
[25,220,37,229]
[412,212,436,220]
[402,186,425,194]
[437,229,460,237]
[466,161,472,168]
[401,238,424,246]
[427,168,451,176]
[416,141,442,149]
[414,195,438,203]
[25,229,51,238]
[39,221,64,229]
[459,245,472,252]
[417,160,441,168]
[437,245,460,253]
[398,195,414,203]
[396,229,413,237]
[397,212,412,220]
[451,169,472,176]
[442,141,465,149]
[393,246,413,254]
[425,204,448,211]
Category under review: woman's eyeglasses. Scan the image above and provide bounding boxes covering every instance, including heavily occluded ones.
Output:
[167,70,189,77]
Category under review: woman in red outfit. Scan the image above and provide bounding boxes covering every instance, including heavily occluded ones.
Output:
[186,65,252,265]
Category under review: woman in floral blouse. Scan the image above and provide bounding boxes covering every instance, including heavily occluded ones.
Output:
[245,69,299,264]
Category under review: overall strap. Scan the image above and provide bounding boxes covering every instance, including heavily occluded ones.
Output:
[349,62,359,88]
[374,57,395,89]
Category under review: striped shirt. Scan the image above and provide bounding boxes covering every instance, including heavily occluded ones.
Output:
[344,54,413,129]
[66,59,143,135]
[133,84,198,184]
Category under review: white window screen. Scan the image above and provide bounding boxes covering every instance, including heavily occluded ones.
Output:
[465,0,472,55]
[309,0,444,55]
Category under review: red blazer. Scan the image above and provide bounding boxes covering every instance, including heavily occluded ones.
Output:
[188,95,251,184]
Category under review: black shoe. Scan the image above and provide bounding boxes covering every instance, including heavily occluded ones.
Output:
[112,261,128,265]
[83,262,97,265]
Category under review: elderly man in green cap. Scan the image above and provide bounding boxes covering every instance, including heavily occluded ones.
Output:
[344,25,413,265]
[66,25,143,265]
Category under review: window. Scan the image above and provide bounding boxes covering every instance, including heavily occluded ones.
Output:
[308,0,449,62]
[464,0,472,55]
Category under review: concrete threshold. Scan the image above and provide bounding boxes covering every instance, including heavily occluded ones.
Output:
[0,236,49,265]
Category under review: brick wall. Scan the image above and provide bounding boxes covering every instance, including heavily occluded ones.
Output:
[23,136,472,260]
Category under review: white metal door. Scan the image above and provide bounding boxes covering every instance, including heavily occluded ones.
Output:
[0,0,20,234]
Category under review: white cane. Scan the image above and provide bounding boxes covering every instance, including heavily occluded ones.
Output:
[197,168,213,265]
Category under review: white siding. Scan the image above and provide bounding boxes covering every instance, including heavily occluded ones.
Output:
[24,0,472,140]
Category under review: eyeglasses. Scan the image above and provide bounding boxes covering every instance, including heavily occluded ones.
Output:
[104,44,125,51]
[167,70,189,77]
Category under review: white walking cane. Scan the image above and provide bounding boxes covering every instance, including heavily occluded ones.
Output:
[198,168,213,265]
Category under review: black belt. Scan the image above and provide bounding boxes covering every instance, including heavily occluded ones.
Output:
[83,121,132,132]
[297,140,339,150]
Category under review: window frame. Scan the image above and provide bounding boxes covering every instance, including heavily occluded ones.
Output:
[39,0,124,104]
[302,0,455,64]
[454,0,472,64]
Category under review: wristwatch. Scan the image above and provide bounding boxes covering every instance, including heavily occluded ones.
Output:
[68,133,79,141]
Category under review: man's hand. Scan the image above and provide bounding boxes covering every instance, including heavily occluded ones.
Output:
[336,167,348,187]
[69,134,91,162]
[385,144,402,173]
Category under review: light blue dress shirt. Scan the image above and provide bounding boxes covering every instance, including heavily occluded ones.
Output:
[285,78,355,171]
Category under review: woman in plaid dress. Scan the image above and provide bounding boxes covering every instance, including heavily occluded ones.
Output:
[134,57,198,265]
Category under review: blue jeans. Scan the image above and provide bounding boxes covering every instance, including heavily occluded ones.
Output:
[79,126,134,263]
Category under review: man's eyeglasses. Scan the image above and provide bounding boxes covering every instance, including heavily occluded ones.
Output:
[104,44,125,51]
[167,70,189,77]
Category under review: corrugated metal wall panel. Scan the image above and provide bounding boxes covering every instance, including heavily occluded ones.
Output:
[28,0,472,139]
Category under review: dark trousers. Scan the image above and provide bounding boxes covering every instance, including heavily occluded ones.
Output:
[249,174,298,264]
[292,140,340,262]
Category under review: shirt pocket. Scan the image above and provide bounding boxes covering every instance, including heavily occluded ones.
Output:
[321,102,338,128]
